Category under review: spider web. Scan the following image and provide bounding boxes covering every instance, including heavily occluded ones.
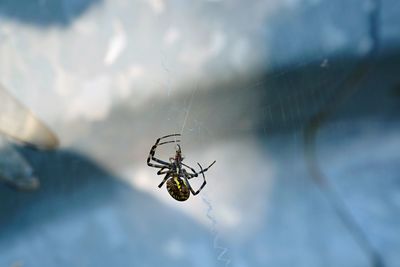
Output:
[156,1,390,266]
[1,0,399,266]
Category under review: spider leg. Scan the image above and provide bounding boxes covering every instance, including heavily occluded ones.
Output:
[147,162,166,168]
[158,173,170,188]
[184,163,207,195]
[181,172,196,195]
[198,160,216,175]
[182,160,216,179]
[158,140,181,146]
[147,144,169,166]
[157,167,170,175]
[157,133,181,140]
[147,134,181,168]
[182,163,198,177]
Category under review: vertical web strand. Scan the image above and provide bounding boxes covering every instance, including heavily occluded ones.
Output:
[202,194,231,266]
[177,82,231,266]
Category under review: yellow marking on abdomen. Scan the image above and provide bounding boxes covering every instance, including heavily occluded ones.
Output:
[174,177,181,190]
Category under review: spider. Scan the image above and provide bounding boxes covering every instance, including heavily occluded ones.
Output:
[147,133,216,201]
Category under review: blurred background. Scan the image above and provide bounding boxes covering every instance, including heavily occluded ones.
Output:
[0,0,399,266]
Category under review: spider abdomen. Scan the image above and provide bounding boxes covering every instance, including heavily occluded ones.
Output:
[166,176,190,201]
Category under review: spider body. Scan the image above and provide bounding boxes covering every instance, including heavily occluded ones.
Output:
[147,134,216,201]
[166,174,190,201]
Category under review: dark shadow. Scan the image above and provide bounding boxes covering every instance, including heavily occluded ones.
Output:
[0,0,102,27]
[0,147,210,267]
